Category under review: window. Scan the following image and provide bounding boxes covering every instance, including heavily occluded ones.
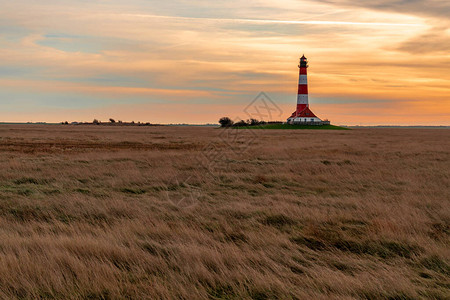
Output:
[311,118,314,122]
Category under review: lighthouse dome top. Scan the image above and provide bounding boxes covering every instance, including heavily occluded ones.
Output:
[301,54,307,59]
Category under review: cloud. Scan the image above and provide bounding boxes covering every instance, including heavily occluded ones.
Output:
[313,0,450,19]
[123,13,422,27]
[396,27,450,53]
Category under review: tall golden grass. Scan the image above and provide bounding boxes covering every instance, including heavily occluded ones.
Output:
[0,125,448,299]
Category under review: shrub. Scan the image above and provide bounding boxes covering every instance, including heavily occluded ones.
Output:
[219,117,234,127]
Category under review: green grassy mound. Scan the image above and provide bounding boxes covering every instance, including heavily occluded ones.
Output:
[233,124,348,130]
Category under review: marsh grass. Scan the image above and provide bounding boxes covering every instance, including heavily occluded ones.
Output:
[0,125,448,299]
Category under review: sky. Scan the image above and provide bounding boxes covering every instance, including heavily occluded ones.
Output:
[0,0,449,125]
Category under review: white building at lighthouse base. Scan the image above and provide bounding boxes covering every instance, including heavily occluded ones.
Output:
[287,107,330,125]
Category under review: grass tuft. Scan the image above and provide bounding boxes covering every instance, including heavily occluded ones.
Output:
[14,177,42,185]
[420,255,450,275]
[120,187,146,194]
[262,214,296,229]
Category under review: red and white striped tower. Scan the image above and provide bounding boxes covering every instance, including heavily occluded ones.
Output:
[296,54,308,115]
[287,54,327,124]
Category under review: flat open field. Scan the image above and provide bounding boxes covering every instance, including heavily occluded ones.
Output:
[0,125,449,299]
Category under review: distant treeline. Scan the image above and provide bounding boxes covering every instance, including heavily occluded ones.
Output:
[61,119,161,126]
[218,117,283,127]
[218,117,283,128]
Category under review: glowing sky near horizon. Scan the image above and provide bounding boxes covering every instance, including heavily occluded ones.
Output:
[0,0,449,125]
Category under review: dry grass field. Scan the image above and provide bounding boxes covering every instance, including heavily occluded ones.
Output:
[0,125,449,299]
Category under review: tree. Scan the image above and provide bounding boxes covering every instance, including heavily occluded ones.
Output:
[93,119,100,125]
[109,118,116,123]
[233,120,248,127]
[249,118,259,126]
[219,117,233,127]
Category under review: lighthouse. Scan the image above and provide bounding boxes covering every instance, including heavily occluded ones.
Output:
[287,55,328,125]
